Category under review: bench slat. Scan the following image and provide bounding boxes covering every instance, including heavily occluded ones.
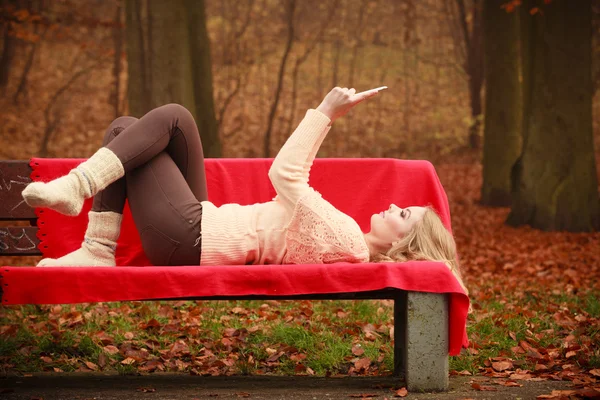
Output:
[0,160,36,221]
[0,226,41,255]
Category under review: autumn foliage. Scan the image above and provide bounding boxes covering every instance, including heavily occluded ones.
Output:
[0,0,599,398]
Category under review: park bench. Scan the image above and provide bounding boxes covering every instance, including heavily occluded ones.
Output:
[0,157,470,392]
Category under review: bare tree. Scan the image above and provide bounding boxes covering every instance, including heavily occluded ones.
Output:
[508,0,599,231]
[0,0,18,95]
[111,1,124,118]
[40,61,103,156]
[347,0,369,88]
[480,0,521,206]
[216,0,254,131]
[126,0,221,156]
[286,0,338,135]
[444,0,484,149]
[13,0,47,105]
[263,0,296,157]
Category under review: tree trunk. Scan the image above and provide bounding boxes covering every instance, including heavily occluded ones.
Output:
[480,0,522,206]
[186,0,220,157]
[466,0,484,149]
[112,2,123,118]
[507,0,600,232]
[454,0,484,149]
[125,0,151,114]
[125,0,220,157]
[0,20,16,94]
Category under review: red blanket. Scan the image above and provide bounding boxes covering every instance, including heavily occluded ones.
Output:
[1,158,469,355]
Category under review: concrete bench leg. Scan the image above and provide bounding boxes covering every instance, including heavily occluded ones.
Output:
[394,291,449,392]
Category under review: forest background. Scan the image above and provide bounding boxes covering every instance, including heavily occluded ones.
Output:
[1,0,600,396]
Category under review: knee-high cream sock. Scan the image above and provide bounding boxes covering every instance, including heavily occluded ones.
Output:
[37,211,122,267]
[22,147,124,216]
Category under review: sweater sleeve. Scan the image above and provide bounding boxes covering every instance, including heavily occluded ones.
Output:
[268,109,332,210]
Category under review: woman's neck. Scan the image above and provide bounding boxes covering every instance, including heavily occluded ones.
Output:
[362,232,389,257]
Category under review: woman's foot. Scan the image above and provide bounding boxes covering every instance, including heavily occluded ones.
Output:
[37,244,115,267]
[22,173,88,216]
[22,147,124,216]
[37,211,122,267]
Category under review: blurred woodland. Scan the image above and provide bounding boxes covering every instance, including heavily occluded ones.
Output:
[0,0,599,225]
[0,1,595,153]
[2,2,600,390]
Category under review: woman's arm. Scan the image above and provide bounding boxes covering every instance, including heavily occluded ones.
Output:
[268,87,381,209]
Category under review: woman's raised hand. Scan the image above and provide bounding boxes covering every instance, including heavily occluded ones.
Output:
[316,86,386,123]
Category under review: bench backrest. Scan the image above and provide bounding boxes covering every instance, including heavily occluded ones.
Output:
[0,158,451,259]
[0,161,40,255]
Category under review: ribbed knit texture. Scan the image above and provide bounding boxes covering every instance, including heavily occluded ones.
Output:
[38,211,122,267]
[22,147,124,216]
[200,109,368,266]
[80,147,125,194]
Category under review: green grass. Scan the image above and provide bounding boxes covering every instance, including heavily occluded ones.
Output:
[1,291,598,377]
[584,293,600,318]
[0,300,395,376]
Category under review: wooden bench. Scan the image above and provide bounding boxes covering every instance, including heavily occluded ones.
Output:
[0,158,465,392]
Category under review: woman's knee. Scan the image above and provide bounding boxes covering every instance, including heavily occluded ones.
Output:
[102,116,138,145]
[157,104,196,130]
[159,103,193,118]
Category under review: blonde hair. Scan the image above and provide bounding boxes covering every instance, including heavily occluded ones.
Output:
[371,207,468,294]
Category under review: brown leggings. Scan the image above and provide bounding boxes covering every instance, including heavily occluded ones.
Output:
[92,104,207,266]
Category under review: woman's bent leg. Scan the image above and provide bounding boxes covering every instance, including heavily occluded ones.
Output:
[36,116,138,267]
[92,116,138,213]
[22,103,208,217]
[106,103,208,202]
[126,152,202,266]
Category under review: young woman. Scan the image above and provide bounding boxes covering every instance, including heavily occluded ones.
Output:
[21,87,464,289]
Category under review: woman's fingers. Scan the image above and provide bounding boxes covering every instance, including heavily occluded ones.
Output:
[351,90,379,104]
[356,86,387,97]
[352,86,387,103]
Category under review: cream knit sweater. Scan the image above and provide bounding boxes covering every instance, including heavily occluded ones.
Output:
[199,109,370,265]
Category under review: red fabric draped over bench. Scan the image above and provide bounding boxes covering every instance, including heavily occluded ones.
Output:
[0,158,469,355]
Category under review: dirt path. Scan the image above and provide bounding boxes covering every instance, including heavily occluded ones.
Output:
[0,373,574,400]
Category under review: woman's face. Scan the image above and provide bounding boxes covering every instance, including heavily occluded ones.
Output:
[369,204,427,246]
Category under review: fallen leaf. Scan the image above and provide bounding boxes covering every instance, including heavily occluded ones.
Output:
[501,380,522,387]
[537,389,576,399]
[354,358,371,372]
[394,387,408,397]
[492,360,513,372]
[102,344,119,356]
[120,357,136,365]
[471,383,497,391]
[352,344,365,356]
[509,373,532,380]
[84,361,98,371]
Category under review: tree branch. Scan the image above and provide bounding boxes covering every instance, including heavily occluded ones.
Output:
[40,60,104,156]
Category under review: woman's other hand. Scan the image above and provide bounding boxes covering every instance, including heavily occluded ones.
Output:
[316,86,384,123]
